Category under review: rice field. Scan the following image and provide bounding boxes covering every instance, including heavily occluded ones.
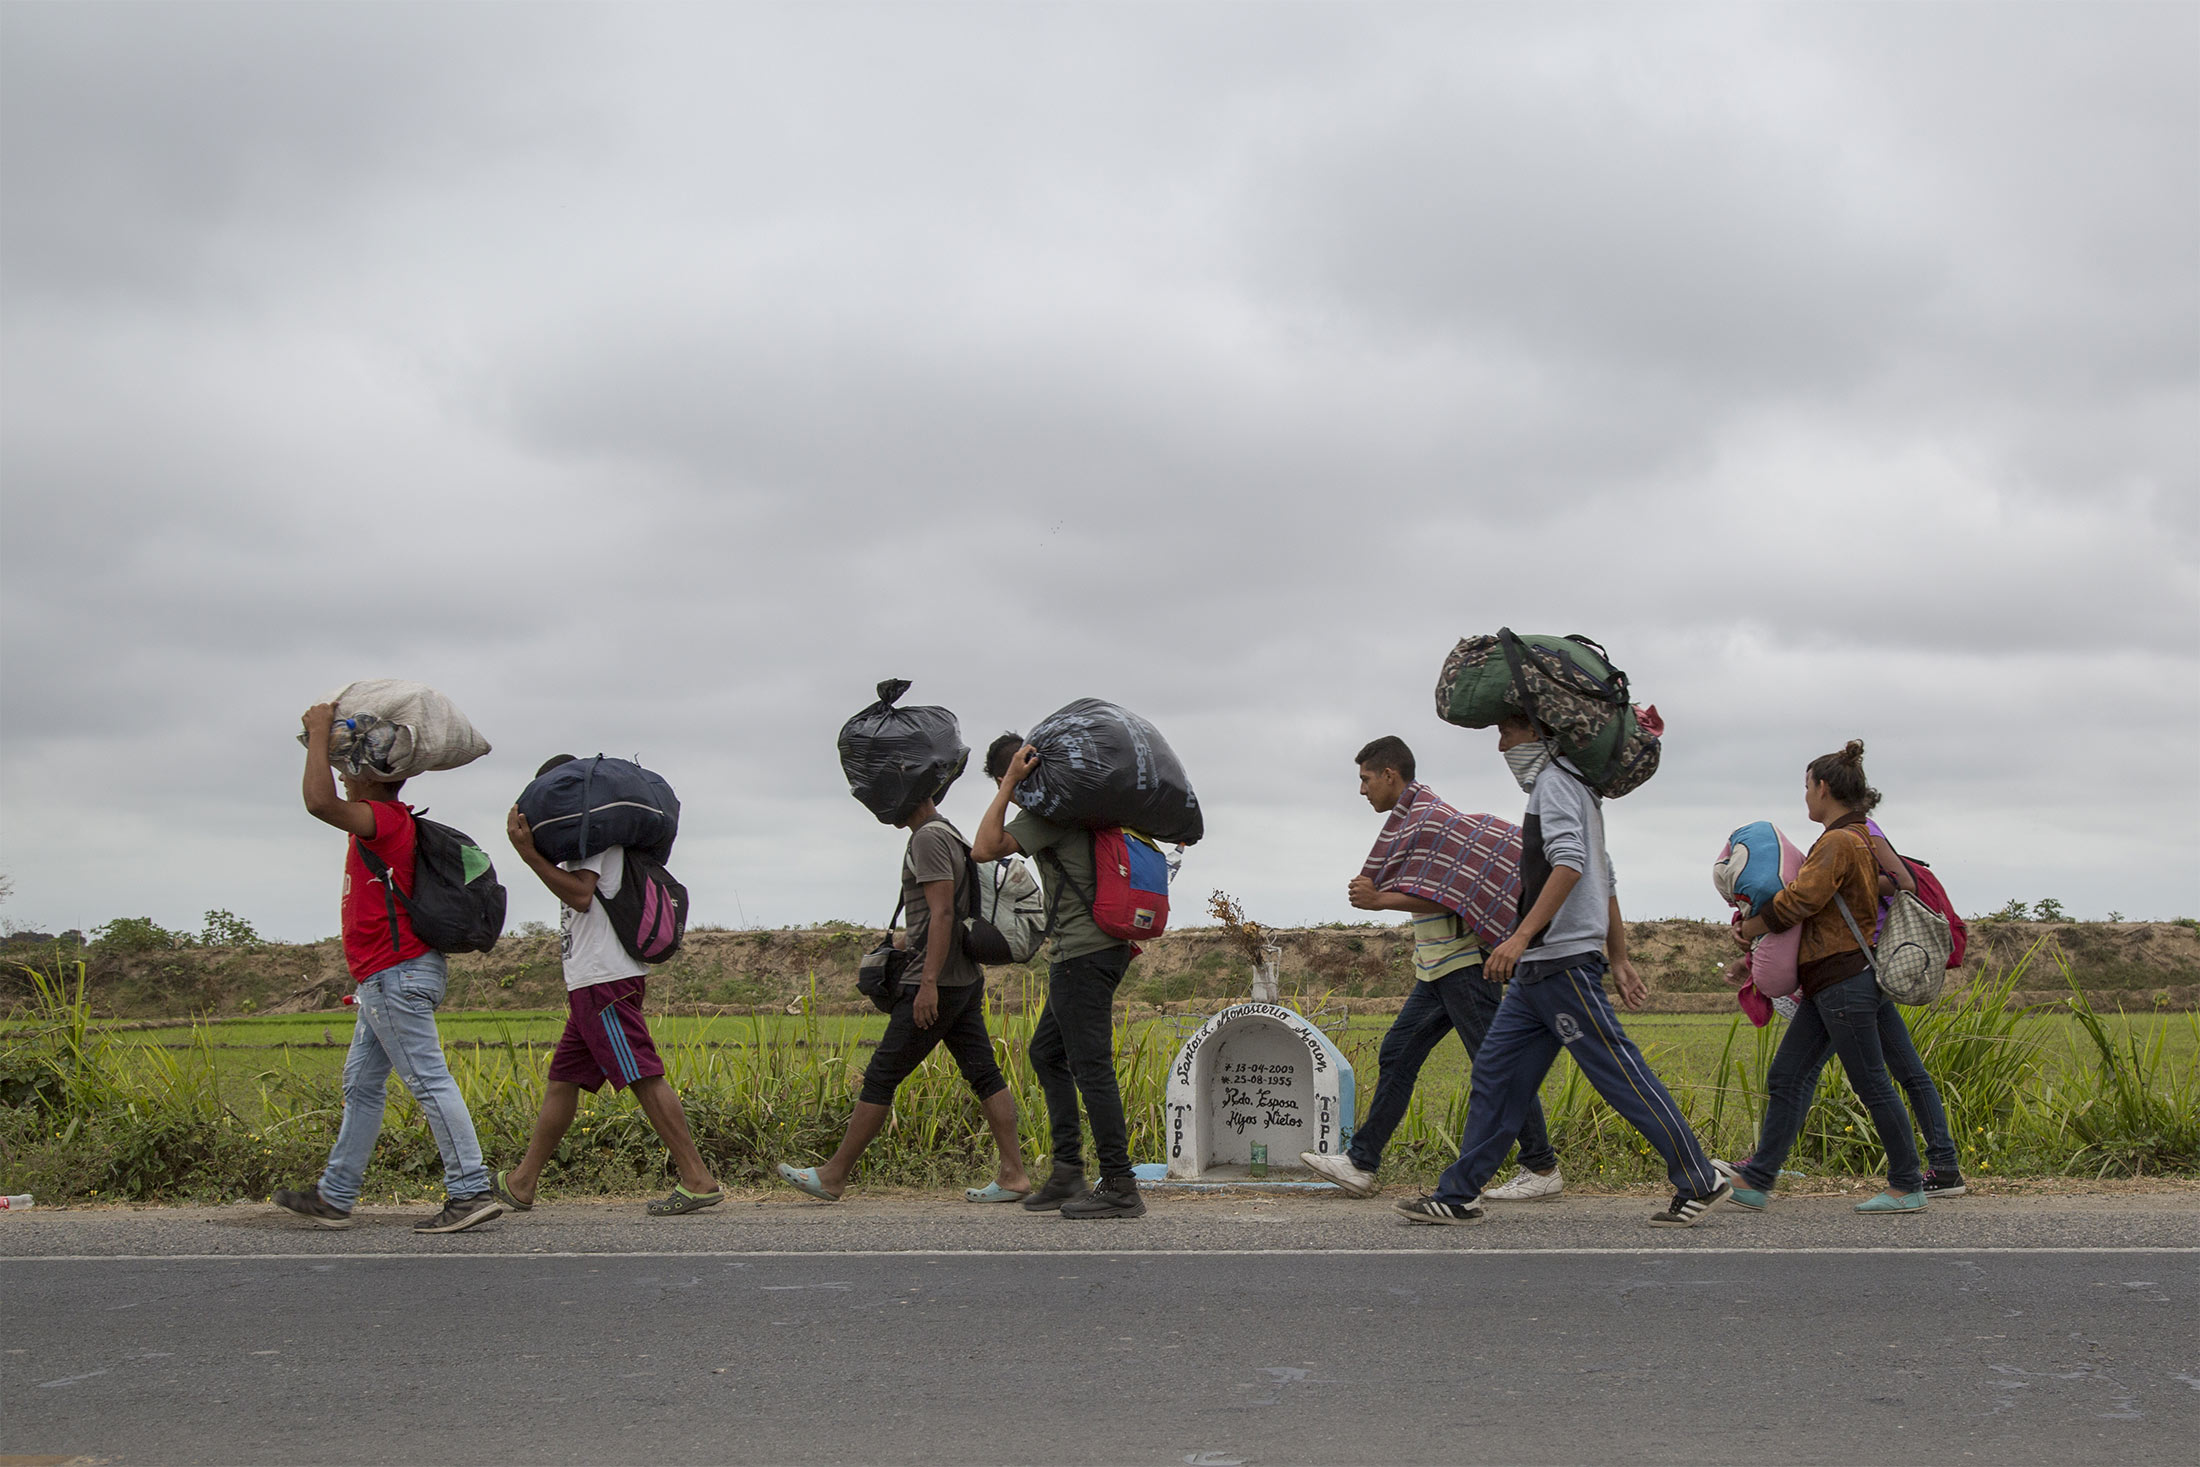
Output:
[2,943,2194,1205]
[45,1006,2198,1111]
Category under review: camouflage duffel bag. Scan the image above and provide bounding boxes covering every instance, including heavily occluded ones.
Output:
[1433,628,1663,798]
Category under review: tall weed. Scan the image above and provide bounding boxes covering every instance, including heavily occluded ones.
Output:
[2,948,2194,1202]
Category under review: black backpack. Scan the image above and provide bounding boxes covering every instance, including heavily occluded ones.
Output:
[354,811,507,955]
[600,848,689,964]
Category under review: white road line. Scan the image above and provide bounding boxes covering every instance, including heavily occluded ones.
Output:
[1,1246,2196,1262]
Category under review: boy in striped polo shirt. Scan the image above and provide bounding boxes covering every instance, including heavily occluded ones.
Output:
[493,755,722,1218]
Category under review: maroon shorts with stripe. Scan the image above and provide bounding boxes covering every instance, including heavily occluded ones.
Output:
[548,977,665,1092]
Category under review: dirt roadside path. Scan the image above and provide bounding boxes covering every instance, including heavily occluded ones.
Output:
[6,1179,2194,1259]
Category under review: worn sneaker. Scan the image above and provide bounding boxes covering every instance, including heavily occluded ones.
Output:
[1648,1179,1733,1227]
[414,1193,504,1234]
[1395,1194,1486,1226]
[1922,1168,1967,1199]
[1300,1151,1380,1197]
[1060,1174,1146,1220]
[1483,1166,1564,1202]
[1020,1167,1087,1213]
[273,1185,353,1229]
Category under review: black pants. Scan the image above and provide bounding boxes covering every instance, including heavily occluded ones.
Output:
[859,979,1006,1106]
[1028,946,1134,1177]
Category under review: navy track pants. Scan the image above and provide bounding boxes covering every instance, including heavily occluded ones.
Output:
[1433,953,1722,1203]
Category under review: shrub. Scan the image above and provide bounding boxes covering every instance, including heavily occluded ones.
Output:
[198,910,262,949]
[90,917,188,953]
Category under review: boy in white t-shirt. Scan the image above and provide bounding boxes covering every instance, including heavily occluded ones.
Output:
[494,755,722,1217]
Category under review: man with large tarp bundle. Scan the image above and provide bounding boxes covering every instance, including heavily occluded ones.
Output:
[972,699,1202,1220]
[1299,735,1563,1202]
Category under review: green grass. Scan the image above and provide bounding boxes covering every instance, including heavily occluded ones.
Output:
[2,941,2194,1204]
[51,1007,2192,1119]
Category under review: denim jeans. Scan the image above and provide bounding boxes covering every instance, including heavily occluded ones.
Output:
[1028,946,1133,1178]
[1780,999,1959,1174]
[1740,969,1923,1194]
[317,954,490,1209]
[1348,968,1557,1175]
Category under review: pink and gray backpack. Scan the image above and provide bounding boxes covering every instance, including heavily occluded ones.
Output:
[601,848,689,964]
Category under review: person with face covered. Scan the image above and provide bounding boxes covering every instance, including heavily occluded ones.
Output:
[1300,735,1562,1200]
[1397,713,1733,1228]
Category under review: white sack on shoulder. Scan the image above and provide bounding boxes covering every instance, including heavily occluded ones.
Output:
[299,679,491,780]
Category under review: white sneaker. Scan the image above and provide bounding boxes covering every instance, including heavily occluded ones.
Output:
[1482,1166,1564,1202]
[1300,1151,1380,1197]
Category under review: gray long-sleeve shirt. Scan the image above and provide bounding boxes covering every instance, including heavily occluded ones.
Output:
[1514,758,1614,981]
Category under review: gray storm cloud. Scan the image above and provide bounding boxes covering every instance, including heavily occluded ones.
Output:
[1,3,2193,942]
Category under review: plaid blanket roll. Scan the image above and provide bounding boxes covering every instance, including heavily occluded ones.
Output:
[1360,782,1522,948]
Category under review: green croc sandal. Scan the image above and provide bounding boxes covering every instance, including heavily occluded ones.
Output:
[648,1183,726,1217]
[492,1169,533,1213]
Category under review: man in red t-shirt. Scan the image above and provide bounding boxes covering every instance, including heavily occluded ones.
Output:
[272,701,501,1235]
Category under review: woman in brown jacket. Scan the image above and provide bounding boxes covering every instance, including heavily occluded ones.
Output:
[1726,741,1926,1213]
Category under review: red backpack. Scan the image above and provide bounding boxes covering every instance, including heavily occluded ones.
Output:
[1866,825,1966,969]
[1900,857,1967,969]
[1049,828,1173,943]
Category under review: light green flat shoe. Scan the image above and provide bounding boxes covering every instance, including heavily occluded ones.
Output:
[1855,1190,1927,1214]
[776,1162,841,1202]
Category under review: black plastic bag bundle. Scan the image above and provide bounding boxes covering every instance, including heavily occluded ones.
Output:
[516,756,680,865]
[1016,698,1203,845]
[839,679,969,826]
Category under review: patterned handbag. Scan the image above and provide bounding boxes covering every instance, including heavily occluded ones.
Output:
[1834,888,1953,1005]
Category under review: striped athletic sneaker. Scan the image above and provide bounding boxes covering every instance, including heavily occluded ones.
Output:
[1648,1179,1733,1228]
[1395,1194,1486,1226]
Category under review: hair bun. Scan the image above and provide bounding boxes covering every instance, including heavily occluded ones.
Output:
[1842,739,1867,764]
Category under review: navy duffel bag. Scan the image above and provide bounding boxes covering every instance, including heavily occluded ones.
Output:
[516,755,680,865]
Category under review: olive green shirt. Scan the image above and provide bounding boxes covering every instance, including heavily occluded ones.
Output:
[1006,810,1127,962]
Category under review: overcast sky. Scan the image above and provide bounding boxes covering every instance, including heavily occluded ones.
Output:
[3,2,2194,944]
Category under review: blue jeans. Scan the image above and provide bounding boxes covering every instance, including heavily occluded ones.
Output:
[1348,967,1556,1175]
[1435,955,1722,1203]
[1739,969,1924,1194]
[317,954,490,1209]
[1777,1000,1959,1174]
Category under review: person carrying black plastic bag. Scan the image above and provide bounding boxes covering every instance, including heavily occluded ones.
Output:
[972,733,1145,1220]
[780,688,1033,1203]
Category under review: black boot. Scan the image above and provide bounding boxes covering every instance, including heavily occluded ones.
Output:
[1021,1166,1087,1213]
[1060,1173,1145,1220]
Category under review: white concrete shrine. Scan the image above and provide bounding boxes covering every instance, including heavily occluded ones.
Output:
[1162,1002,1356,1181]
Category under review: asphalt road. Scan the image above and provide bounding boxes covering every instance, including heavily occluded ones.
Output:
[4,1191,2196,1466]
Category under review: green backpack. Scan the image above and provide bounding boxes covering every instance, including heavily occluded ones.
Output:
[1433,629,1663,798]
